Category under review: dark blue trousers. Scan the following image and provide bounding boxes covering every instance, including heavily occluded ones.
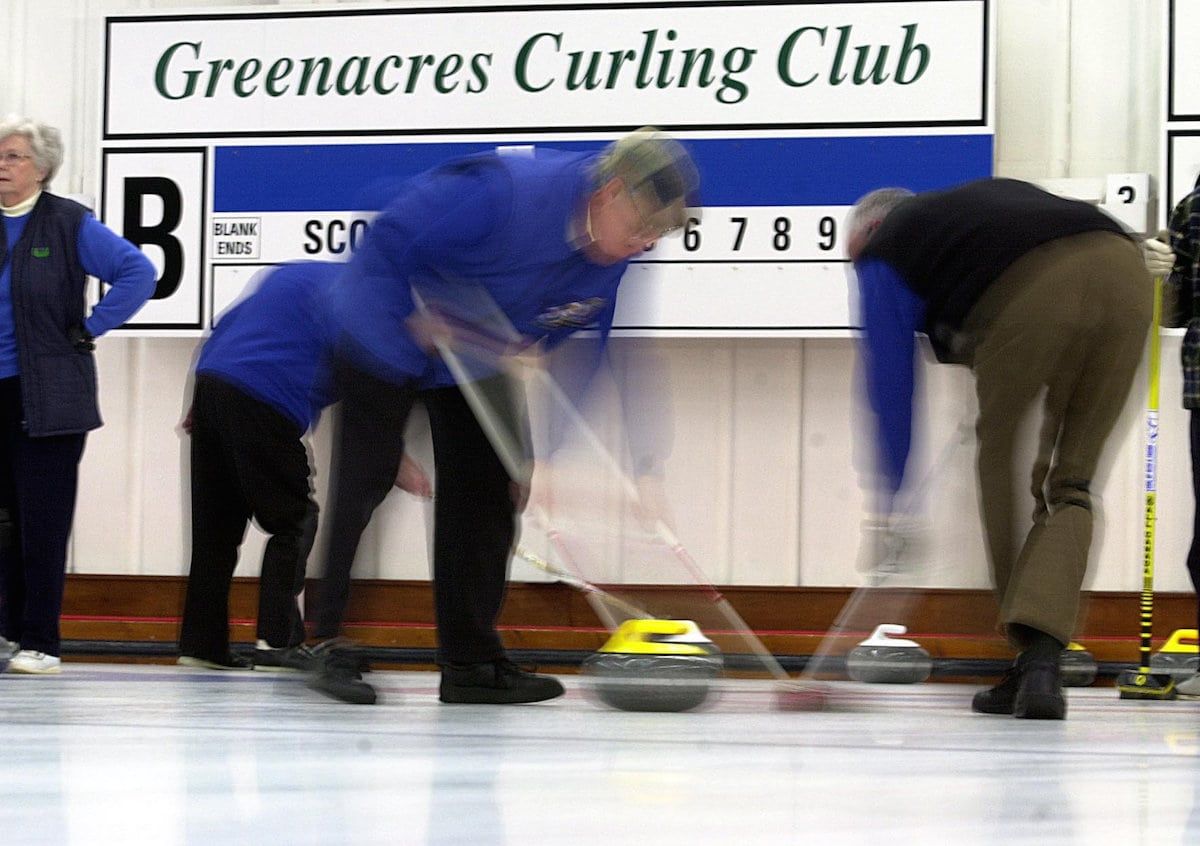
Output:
[0,377,86,656]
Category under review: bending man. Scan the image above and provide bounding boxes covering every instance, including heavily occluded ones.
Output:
[847,178,1151,720]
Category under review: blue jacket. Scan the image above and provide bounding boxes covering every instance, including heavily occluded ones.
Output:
[330,149,627,387]
[196,261,338,432]
[0,192,155,436]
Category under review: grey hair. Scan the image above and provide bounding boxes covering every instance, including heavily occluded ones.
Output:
[594,126,700,230]
[849,187,914,239]
[0,115,64,189]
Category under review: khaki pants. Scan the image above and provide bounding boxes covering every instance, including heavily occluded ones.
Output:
[962,231,1152,647]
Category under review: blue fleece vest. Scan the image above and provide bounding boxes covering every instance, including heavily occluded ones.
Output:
[0,193,99,435]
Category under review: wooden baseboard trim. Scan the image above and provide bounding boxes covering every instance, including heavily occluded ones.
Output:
[59,574,1199,663]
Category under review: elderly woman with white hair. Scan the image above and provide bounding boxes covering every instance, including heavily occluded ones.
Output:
[0,116,155,674]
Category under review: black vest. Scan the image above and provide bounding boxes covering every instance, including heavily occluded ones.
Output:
[0,192,101,435]
[861,178,1130,360]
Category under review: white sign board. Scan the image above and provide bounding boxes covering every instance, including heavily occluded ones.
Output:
[101,0,994,335]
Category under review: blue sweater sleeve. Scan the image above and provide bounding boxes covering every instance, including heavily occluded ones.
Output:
[77,215,156,336]
[857,257,925,495]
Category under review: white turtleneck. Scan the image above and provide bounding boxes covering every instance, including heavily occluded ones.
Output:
[1,190,40,217]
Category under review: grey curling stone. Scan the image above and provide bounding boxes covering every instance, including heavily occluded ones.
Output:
[846,624,932,684]
[1150,652,1199,678]
[1150,629,1199,678]
[1059,644,1097,687]
[582,651,723,712]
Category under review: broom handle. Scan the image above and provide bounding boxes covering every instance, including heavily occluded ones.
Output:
[514,545,652,623]
[1137,277,1163,673]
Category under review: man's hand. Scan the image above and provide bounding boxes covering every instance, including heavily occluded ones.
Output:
[405,310,456,354]
[1142,235,1175,276]
[394,453,433,499]
[509,479,530,513]
[407,307,530,360]
[857,512,928,581]
[632,474,675,533]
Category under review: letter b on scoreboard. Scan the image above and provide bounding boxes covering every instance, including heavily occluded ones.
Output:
[102,149,205,329]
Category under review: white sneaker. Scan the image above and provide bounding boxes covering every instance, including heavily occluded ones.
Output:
[1176,674,1200,697]
[8,650,62,675]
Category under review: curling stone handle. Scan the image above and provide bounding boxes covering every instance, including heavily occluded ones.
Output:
[860,623,921,648]
[1161,629,1199,652]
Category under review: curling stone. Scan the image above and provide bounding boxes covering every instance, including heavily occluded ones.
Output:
[846,624,932,684]
[581,619,722,712]
[1059,642,1097,687]
[1150,629,1199,678]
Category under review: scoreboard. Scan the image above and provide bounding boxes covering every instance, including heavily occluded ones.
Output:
[100,1,994,336]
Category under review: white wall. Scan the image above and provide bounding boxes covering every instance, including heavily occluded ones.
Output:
[3,0,1192,595]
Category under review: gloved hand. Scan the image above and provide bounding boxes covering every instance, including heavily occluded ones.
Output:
[856,512,928,582]
[1142,235,1175,276]
[67,323,95,353]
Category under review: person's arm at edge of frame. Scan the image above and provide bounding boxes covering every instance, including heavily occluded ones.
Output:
[856,256,925,510]
[1174,190,1200,311]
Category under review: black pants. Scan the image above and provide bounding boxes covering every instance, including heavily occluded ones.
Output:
[427,383,519,664]
[0,377,86,657]
[313,364,516,664]
[1187,410,1200,634]
[179,375,317,658]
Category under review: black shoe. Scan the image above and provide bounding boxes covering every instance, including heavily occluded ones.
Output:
[971,665,1021,714]
[306,645,377,705]
[1013,660,1066,720]
[439,659,565,705]
[254,643,319,672]
[177,651,253,671]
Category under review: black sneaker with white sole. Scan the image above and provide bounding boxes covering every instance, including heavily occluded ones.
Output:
[439,659,565,704]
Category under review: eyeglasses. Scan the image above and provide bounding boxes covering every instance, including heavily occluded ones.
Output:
[623,189,668,244]
[0,152,32,165]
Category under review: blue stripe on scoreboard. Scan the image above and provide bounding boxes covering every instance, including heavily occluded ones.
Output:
[213,134,994,212]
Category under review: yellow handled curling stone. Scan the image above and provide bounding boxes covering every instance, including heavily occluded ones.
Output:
[1150,628,1199,678]
[581,619,723,712]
